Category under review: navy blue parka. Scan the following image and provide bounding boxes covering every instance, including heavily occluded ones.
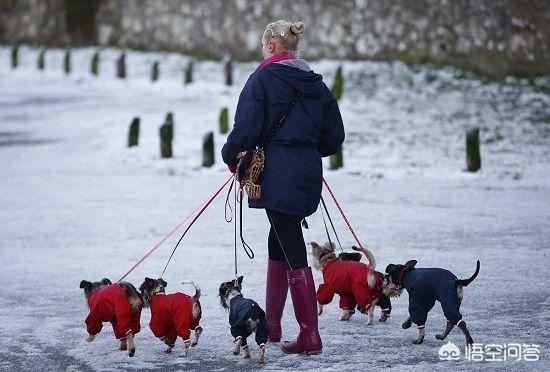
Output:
[222,59,345,217]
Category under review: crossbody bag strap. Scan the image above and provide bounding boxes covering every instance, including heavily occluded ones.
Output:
[256,72,301,149]
[258,91,300,149]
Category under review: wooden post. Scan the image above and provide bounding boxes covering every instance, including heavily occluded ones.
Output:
[202,132,214,167]
[330,146,343,170]
[331,65,344,101]
[63,48,71,75]
[329,65,344,168]
[128,117,140,147]
[11,44,19,69]
[117,52,126,79]
[91,51,99,76]
[159,113,174,158]
[224,56,233,86]
[219,107,229,134]
[151,61,159,82]
[37,48,46,70]
[466,128,481,172]
[184,60,193,84]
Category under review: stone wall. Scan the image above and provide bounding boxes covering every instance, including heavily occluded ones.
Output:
[1,0,549,77]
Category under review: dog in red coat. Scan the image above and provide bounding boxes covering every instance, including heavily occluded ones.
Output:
[79,278,143,357]
[139,278,203,358]
[311,242,387,325]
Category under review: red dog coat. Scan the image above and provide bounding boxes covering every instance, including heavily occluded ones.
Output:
[85,284,141,339]
[149,293,201,344]
[317,259,380,312]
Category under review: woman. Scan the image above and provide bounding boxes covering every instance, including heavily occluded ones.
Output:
[221,20,344,355]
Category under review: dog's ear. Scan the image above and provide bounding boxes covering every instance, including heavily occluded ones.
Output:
[79,280,91,289]
[101,278,112,285]
[404,260,417,268]
[310,242,322,253]
[237,276,243,286]
[159,278,167,288]
[325,242,336,251]
[385,264,396,274]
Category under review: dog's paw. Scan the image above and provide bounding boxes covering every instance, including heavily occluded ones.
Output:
[402,319,412,329]
[232,348,240,355]
[180,351,188,358]
[191,341,198,347]
[412,338,424,345]
[242,346,251,359]
[128,348,135,357]
[118,340,127,350]
[258,345,265,364]
[435,334,445,340]
[86,334,95,342]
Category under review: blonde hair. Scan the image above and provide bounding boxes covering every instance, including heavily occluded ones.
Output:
[263,20,304,51]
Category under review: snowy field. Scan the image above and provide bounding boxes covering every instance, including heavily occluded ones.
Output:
[0,46,549,371]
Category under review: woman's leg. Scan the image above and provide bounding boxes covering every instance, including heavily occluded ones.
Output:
[266,209,322,354]
[266,210,308,270]
[265,212,289,342]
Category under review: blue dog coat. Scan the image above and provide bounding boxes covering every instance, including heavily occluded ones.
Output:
[403,268,463,327]
[229,296,268,346]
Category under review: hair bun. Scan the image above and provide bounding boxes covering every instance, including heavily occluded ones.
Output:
[290,22,304,36]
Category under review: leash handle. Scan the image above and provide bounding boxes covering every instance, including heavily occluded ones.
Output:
[160,175,234,277]
[239,188,255,260]
[322,177,365,250]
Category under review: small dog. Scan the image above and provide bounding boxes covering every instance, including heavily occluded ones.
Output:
[80,278,142,357]
[219,276,267,364]
[384,260,480,345]
[139,277,203,357]
[311,242,391,324]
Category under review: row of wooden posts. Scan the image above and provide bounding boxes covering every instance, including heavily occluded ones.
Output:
[125,64,480,172]
[9,45,480,172]
[8,45,233,86]
[127,111,219,167]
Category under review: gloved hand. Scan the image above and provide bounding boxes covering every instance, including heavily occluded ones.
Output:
[228,164,237,173]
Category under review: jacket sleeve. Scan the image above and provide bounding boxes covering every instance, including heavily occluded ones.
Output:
[85,307,103,335]
[319,86,345,157]
[221,73,265,165]
[316,283,335,305]
[149,315,166,338]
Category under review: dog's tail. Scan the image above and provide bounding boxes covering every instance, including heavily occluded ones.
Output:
[352,245,376,270]
[182,280,201,301]
[455,260,480,287]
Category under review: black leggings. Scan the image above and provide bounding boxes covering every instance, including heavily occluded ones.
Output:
[266,209,308,270]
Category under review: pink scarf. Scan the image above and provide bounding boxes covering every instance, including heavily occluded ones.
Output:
[257,51,295,70]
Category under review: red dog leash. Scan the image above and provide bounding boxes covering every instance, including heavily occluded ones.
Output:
[322,177,365,249]
[118,175,233,282]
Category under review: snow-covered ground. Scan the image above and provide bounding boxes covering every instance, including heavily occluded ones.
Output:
[0,46,549,371]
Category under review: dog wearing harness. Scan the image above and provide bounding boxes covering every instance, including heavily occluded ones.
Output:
[384,260,480,345]
[79,278,142,357]
[139,278,203,357]
[219,276,268,364]
[311,242,388,324]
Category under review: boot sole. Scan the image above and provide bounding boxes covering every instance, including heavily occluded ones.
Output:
[281,347,322,355]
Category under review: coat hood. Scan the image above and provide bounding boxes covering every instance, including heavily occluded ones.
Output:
[264,59,325,99]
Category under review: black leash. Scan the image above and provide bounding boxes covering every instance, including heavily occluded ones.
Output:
[320,195,343,252]
[239,188,255,259]
[161,176,233,277]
